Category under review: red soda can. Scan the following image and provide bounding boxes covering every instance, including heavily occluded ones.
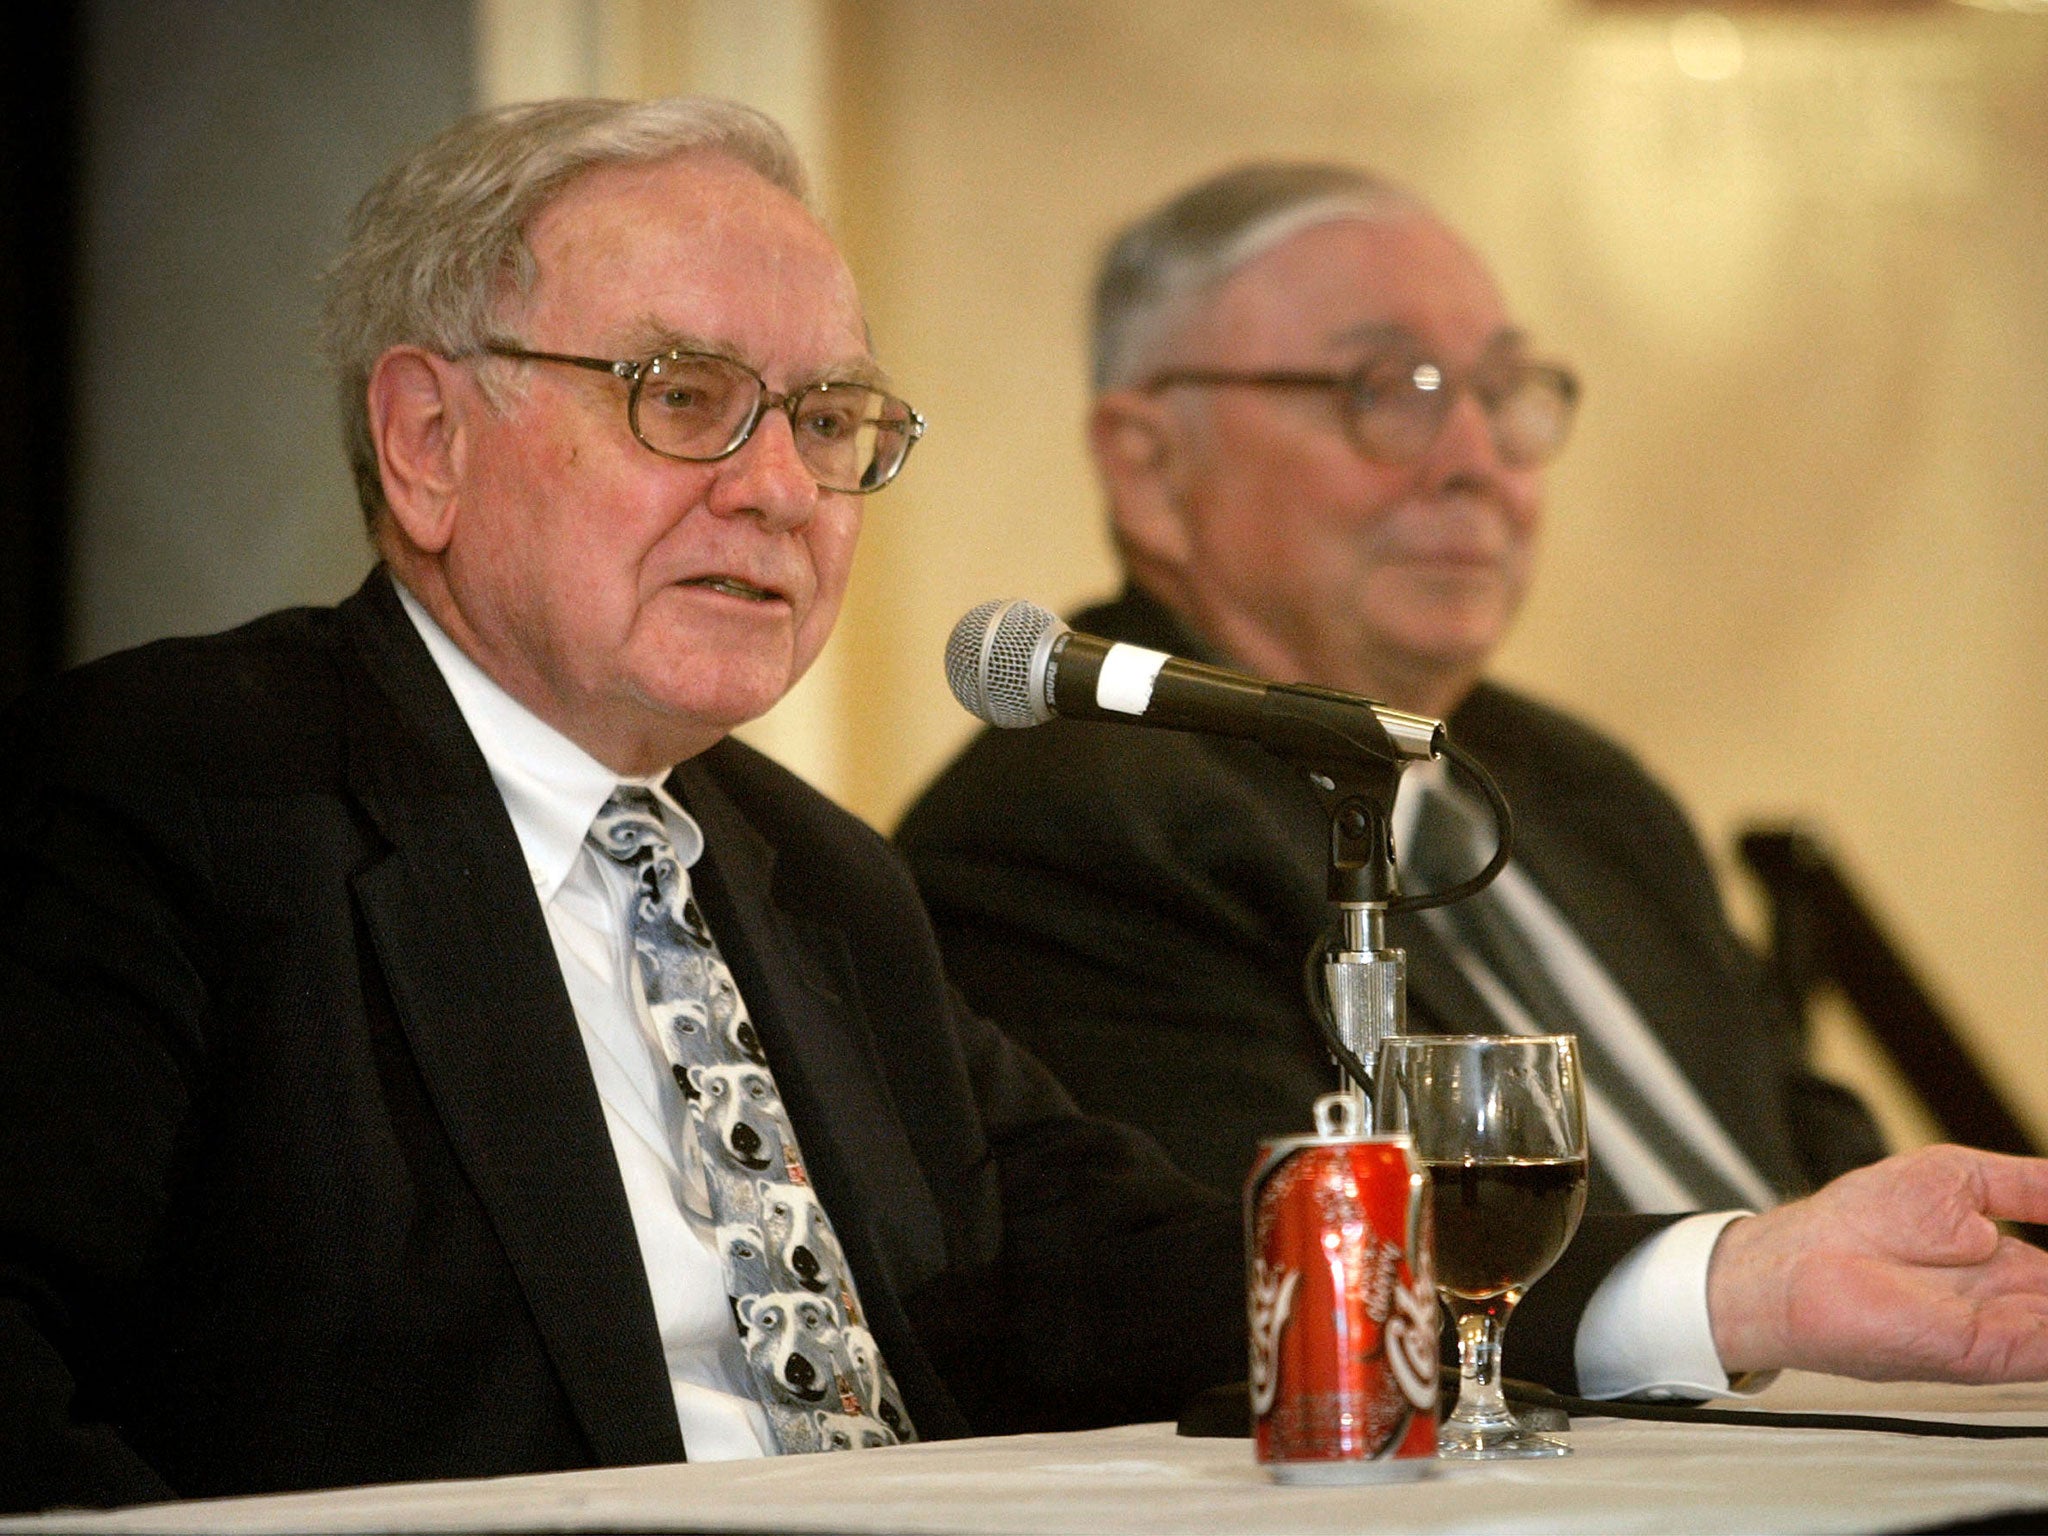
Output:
[1246,1092,1438,1482]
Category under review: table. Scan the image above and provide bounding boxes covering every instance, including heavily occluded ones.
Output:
[7,1374,2047,1536]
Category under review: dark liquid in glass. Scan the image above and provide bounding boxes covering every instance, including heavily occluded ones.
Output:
[1427,1156,1589,1299]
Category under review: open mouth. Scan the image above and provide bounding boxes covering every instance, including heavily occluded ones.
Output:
[685,575,782,603]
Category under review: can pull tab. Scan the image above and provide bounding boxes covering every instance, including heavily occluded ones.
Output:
[1313,1091,1362,1139]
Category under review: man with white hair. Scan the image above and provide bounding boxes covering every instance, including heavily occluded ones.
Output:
[900,162,2048,1402]
[0,99,1243,1510]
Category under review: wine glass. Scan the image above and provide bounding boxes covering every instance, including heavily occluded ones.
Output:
[1373,1034,1589,1459]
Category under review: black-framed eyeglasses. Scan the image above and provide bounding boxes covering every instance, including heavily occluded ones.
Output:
[483,344,926,494]
[1142,354,1579,468]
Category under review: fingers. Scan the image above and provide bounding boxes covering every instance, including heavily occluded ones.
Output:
[1824,1146,2048,1264]
[1967,1150,2048,1229]
[1707,1148,2048,1381]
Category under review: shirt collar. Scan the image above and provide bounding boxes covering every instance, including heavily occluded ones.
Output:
[394,580,703,902]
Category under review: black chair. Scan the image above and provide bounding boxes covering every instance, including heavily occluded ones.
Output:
[1737,824,2041,1162]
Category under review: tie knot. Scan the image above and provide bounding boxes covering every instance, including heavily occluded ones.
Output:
[589,786,671,866]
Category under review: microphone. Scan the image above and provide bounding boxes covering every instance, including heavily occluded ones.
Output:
[944,599,1442,766]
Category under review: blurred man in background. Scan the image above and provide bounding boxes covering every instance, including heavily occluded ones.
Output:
[899,161,2047,1399]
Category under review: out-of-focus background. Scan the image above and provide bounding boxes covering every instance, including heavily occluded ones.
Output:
[5,0,2043,1153]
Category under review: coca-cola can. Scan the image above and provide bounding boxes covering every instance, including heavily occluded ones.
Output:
[1246,1092,1438,1483]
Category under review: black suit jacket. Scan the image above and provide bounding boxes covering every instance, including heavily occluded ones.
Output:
[899,590,1886,1365]
[0,572,1242,1513]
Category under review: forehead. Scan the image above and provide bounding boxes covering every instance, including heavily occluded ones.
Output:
[517,151,868,366]
[1194,212,1512,363]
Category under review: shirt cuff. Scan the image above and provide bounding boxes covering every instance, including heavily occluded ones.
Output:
[1572,1210,1779,1401]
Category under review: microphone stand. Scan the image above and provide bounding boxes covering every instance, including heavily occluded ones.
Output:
[1305,758,1406,1132]
[1299,737,1516,1134]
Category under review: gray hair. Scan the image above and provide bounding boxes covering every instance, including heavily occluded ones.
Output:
[1090,162,1423,392]
[321,96,811,530]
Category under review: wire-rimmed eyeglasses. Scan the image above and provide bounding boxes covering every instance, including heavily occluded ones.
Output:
[1143,353,1578,468]
[483,344,925,494]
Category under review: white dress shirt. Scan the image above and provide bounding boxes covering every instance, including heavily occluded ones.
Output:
[399,586,775,1459]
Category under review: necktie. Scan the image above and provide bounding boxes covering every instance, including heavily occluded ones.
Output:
[1404,783,1773,1213]
[588,788,915,1453]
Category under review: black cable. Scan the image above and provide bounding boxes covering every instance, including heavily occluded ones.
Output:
[1180,1379,2048,1444]
[1304,938,1377,1094]
[1505,1379,2048,1441]
[1386,735,1513,916]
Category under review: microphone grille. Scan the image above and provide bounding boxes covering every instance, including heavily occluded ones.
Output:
[944,599,1062,728]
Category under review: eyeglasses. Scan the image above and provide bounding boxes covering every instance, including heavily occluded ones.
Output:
[1142,353,1579,468]
[483,345,926,494]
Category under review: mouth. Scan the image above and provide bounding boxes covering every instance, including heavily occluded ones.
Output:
[683,575,785,603]
[1399,548,1501,570]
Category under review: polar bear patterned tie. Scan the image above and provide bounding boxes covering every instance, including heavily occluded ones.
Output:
[588,787,915,1453]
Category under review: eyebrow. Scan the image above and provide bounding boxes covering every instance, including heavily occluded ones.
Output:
[1327,322,1529,357]
[621,319,890,391]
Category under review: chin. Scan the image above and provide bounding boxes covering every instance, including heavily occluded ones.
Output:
[631,623,806,711]
[1376,626,1502,704]
[679,687,791,736]
[1383,607,1494,650]
[1407,592,1516,655]
[626,669,794,744]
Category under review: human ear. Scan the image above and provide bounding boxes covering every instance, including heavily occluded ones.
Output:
[367,347,469,556]
[1090,391,1194,572]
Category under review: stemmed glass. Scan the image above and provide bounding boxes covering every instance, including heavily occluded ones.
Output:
[1373,1034,1589,1459]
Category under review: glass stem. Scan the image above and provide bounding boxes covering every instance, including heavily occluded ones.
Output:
[1450,1299,1517,1429]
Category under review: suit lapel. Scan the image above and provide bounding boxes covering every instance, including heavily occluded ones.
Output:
[1433,687,1808,1194]
[1505,811,1806,1192]
[667,751,967,1434]
[336,574,684,1467]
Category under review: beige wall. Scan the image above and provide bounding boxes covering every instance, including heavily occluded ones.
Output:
[488,0,2048,1150]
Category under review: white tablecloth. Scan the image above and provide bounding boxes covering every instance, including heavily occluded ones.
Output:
[8,1374,2048,1536]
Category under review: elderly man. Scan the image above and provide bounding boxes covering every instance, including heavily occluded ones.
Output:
[0,99,1243,1511]
[899,164,2048,1399]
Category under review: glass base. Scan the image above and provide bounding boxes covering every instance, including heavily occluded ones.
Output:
[1436,1419,1572,1460]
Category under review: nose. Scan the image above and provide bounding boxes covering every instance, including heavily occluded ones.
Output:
[791,1245,827,1290]
[708,406,822,530]
[1416,383,1509,487]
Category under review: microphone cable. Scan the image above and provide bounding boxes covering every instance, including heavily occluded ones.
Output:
[1177,1378,2048,1441]
[1381,734,1514,916]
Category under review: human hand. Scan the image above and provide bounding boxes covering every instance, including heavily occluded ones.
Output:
[1708,1144,2048,1382]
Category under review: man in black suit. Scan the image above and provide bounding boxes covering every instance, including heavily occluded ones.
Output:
[899,163,2048,1400]
[0,99,1243,1511]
